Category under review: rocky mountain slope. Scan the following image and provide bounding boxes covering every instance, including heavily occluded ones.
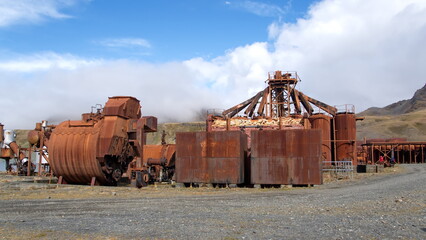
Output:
[357,83,426,141]
[357,109,426,141]
[359,84,426,116]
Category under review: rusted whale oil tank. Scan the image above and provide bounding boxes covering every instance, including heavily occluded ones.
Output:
[309,114,332,163]
[49,96,144,185]
[335,113,356,165]
[250,129,322,185]
[175,131,247,184]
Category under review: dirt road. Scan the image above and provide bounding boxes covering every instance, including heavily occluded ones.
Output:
[0,164,425,239]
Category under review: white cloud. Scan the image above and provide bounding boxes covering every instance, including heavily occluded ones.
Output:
[0,0,87,27]
[0,52,101,72]
[231,0,289,17]
[0,55,216,129]
[1,0,426,130]
[269,0,426,111]
[98,38,151,48]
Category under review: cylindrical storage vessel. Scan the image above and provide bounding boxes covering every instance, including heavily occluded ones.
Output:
[309,114,332,164]
[49,117,133,185]
[49,121,107,185]
[334,113,357,165]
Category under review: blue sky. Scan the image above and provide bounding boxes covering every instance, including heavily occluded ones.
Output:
[0,0,317,62]
[0,0,426,129]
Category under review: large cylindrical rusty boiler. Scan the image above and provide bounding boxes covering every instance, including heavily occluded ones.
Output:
[48,96,149,186]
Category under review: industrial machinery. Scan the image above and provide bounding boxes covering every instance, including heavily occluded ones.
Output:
[27,96,176,187]
[0,124,30,174]
[176,70,360,186]
[206,71,361,164]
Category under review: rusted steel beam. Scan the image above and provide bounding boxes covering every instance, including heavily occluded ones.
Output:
[297,90,313,115]
[304,94,337,115]
[244,90,264,117]
[257,87,269,116]
[290,89,301,114]
[223,95,256,117]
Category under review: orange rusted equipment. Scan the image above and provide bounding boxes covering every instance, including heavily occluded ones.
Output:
[207,71,362,165]
[40,96,161,187]
[176,70,360,187]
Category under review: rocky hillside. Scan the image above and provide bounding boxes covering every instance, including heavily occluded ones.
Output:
[359,84,426,116]
[357,83,426,141]
[357,109,426,141]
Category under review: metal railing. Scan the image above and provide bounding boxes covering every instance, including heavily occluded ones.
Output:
[334,104,355,114]
[322,161,354,179]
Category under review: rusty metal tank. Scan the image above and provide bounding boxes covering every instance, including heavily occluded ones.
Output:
[49,96,143,185]
[309,114,332,163]
[334,113,357,165]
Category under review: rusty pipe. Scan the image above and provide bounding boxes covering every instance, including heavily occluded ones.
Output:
[147,158,167,166]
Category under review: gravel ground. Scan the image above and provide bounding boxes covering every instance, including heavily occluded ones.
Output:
[0,164,425,239]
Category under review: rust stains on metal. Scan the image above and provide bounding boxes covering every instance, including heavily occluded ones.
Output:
[143,144,176,182]
[309,114,332,163]
[175,131,247,184]
[250,129,323,185]
[103,96,141,119]
[361,140,425,164]
[49,96,148,186]
[335,113,357,165]
[221,71,337,119]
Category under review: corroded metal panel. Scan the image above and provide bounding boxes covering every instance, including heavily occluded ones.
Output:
[250,129,322,185]
[175,131,247,184]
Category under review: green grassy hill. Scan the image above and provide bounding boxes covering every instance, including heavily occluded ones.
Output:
[357,109,426,141]
[146,122,205,144]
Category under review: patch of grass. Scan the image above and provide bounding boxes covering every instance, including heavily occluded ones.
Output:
[388,124,409,135]
[414,122,426,132]
[357,109,426,141]
[146,121,205,144]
